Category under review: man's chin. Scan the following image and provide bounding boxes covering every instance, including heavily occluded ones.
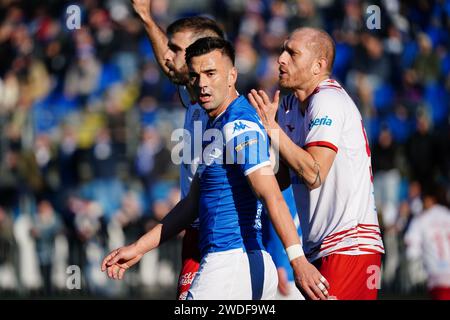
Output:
[279,79,293,89]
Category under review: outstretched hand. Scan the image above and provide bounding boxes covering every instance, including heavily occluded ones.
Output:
[248,89,280,131]
[101,243,144,280]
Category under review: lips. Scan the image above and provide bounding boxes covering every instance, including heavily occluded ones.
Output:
[199,93,212,103]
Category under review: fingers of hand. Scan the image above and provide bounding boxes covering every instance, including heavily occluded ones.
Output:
[118,267,126,280]
[106,264,124,280]
[248,92,267,124]
[320,275,330,289]
[101,250,117,271]
[107,250,121,266]
[247,92,260,111]
[304,284,319,300]
[250,90,266,109]
[258,90,271,106]
[315,279,329,299]
[311,280,327,300]
[274,90,280,105]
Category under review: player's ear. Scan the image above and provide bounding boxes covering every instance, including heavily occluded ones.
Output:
[313,60,321,75]
[314,58,326,75]
[228,67,237,87]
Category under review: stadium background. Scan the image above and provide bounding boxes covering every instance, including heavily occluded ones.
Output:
[0,0,449,299]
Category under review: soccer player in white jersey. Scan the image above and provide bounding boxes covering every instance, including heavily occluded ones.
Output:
[405,184,450,300]
[249,27,384,300]
[101,37,329,300]
[130,0,225,299]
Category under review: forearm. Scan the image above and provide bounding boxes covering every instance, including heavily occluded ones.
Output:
[262,193,301,250]
[135,197,197,254]
[139,15,170,75]
[268,124,321,189]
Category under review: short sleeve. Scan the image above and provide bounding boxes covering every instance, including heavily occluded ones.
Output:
[223,118,271,176]
[304,91,344,153]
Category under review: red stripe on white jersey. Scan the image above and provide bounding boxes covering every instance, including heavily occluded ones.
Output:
[304,141,338,153]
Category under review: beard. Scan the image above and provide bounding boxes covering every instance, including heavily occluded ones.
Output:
[167,62,189,85]
[279,78,295,89]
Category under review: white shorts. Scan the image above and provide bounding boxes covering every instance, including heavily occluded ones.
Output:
[187,248,277,300]
[275,281,305,300]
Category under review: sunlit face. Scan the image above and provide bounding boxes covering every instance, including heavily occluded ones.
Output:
[277,31,316,90]
[188,50,236,115]
[163,30,195,84]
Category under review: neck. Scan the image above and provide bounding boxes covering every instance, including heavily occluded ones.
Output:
[208,88,239,119]
[294,75,329,112]
[186,85,197,104]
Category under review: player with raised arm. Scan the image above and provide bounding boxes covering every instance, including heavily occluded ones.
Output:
[249,27,384,300]
[130,0,224,299]
[102,37,329,300]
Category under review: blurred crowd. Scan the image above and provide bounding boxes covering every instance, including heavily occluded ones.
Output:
[0,0,449,298]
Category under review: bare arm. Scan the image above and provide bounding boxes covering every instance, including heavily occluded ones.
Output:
[131,0,171,76]
[136,174,200,253]
[249,89,336,190]
[271,124,336,190]
[101,175,200,279]
[246,166,329,300]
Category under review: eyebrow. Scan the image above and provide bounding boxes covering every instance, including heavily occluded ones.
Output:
[202,68,216,73]
[168,42,182,51]
[283,41,300,54]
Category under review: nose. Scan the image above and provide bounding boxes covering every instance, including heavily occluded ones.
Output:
[163,48,174,63]
[198,73,208,90]
[278,51,288,66]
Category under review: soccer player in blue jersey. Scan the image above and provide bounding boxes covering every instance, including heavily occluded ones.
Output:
[130,0,225,299]
[102,37,329,300]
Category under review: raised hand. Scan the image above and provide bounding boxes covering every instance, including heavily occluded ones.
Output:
[248,89,280,131]
[130,0,152,21]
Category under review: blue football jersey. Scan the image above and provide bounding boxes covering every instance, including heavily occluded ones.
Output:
[197,95,271,257]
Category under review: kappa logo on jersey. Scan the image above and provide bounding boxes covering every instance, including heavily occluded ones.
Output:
[308,116,333,130]
[232,121,250,133]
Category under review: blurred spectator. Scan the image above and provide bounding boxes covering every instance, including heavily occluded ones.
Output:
[0,206,15,278]
[372,126,402,289]
[406,110,438,189]
[135,126,172,203]
[30,200,62,296]
[373,126,402,229]
[413,33,441,85]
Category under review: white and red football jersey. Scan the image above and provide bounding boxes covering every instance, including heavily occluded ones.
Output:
[405,204,450,289]
[277,79,385,262]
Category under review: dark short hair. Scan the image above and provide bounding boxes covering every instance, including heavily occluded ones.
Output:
[185,37,235,66]
[167,16,224,39]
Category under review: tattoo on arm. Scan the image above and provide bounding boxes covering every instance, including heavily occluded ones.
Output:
[296,165,305,182]
[310,160,321,187]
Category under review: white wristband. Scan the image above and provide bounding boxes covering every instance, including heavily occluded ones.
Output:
[286,244,304,262]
